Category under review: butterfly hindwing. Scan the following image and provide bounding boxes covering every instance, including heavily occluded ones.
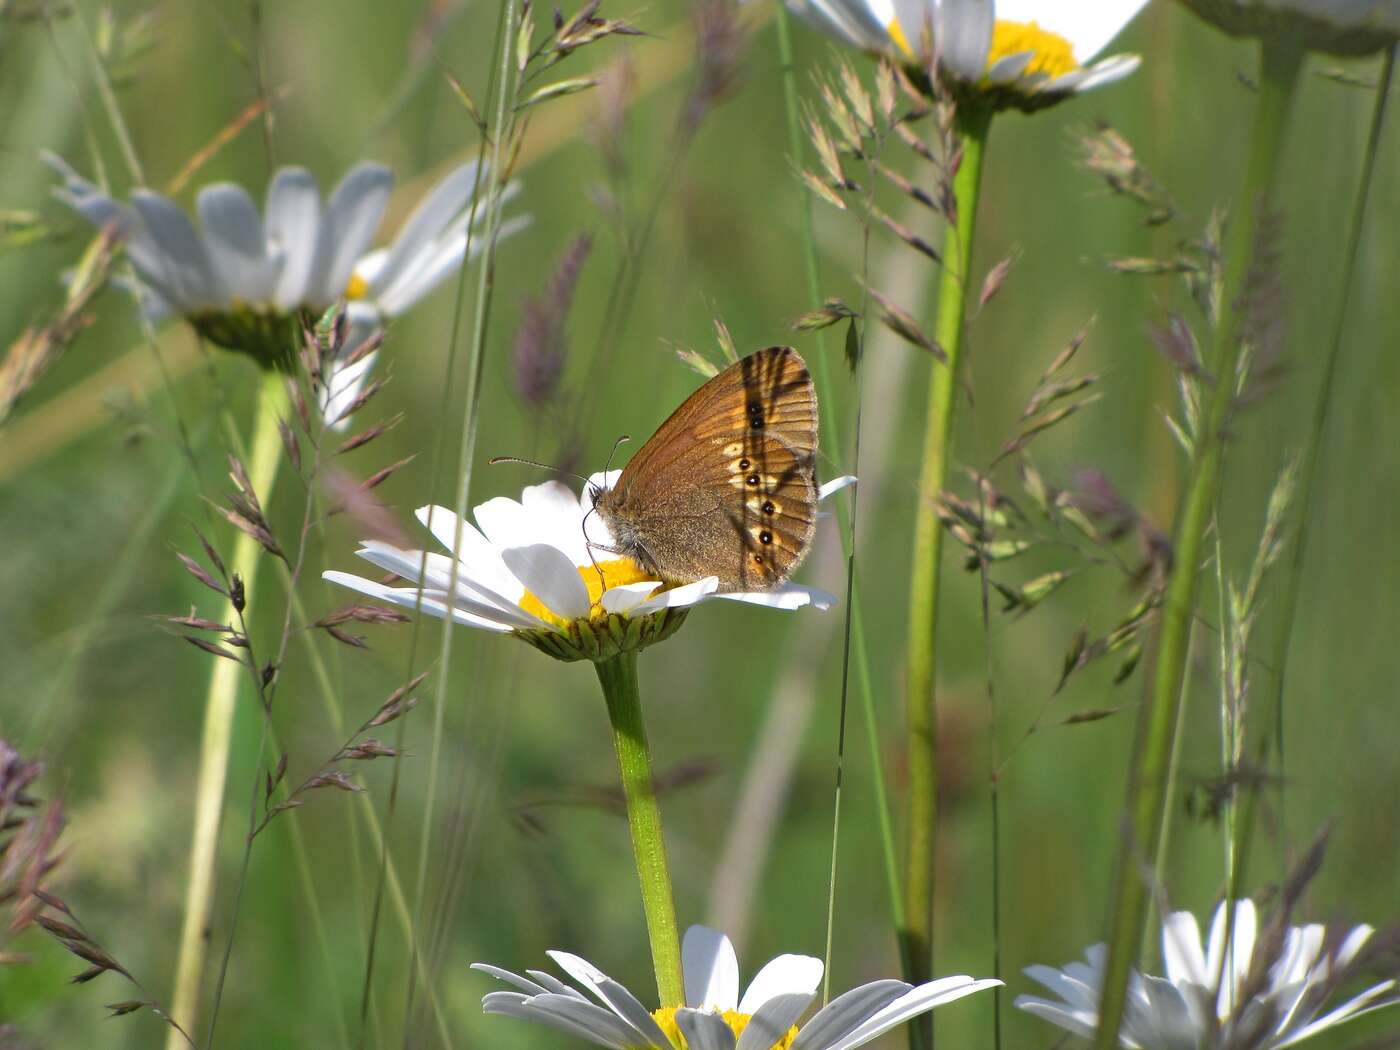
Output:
[595,347,820,590]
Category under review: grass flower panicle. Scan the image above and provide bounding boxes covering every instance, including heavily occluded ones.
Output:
[1017,899,1400,1049]
[787,0,1150,108]
[324,472,855,663]
[1178,0,1399,54]
[474,924,1001,1050]
[44,153,525,393]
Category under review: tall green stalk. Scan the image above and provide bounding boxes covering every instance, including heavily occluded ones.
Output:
[1268,44,1396,858]
[1091,36,1304,1050]
[595,651,684,1008]
[168,368,287,1044]
[903,101,992,1017]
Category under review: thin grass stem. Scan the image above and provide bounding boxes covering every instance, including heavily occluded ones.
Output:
[1268,43,1396,870]
[1091,36,1305,1050]
[771,13,894,992]
[852,590,903,930]
[380,7,514,1043]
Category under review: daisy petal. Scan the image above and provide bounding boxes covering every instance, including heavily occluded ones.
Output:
[310,162,393,307]
[321,571,514,632]
[1071,53,1142,94]
[415,505,522,600]
[378,212,532,316]
[738,954,823,1014]
[790,980,909,1050]
[265,166,323,310]
[197,182,278,304]
[546,950,670,1047]
[474,494,534,551]
[369,159,483,300]
[736,993,814,1050]
[321,318,380,429]
[601,582,663,614]
[521,481,591,562]
[683,926,740,1013]
[631,577,721,616]
[675,1008,738,1050]
[497,991,640,1049]
[715,585,836,611]
[471,963,550,997]
[1276,982,1400,1048]
[527,969,590,1000]
[1022,962,1099,1013]
[501,544,591,622]
[1013,997,1100,1042]
[828,977,1003,1050]
[130,190,218,310]
[818,475,857,501]
[934,0,994,81]
[1162,911,1208,987]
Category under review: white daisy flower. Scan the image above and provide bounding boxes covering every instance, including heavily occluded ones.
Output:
[787,0,1150,110]
[323,471,857,662]
[1016,899,1400,1049]
[1177,0,1399,55]
[43,152,527,404]
[473,923,1001,1049]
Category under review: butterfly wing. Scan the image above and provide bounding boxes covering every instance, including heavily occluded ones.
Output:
[600,346,819,590]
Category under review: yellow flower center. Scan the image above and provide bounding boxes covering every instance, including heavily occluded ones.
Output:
[884,17,1078,79]
[345,272,370,300]
[651,1007,799,1050]
[518,558,656,628]
[887,16,914,57]
[987,20,1078,78]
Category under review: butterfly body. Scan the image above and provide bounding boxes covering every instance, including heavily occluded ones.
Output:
[592,346,819,591]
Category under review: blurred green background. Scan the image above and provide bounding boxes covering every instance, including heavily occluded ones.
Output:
[2,0,1398,1046]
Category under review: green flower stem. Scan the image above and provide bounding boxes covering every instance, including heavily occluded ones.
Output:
[168,367,288,1042]
[595,651,684,1009]
[1269,43,1396,854]
[904,100,992,1009]
[1092,36,1304,1050]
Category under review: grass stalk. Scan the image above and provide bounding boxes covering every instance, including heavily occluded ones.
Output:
[903,101,992,1034]
[595,651,684,1008]
[369,8,509,1040]
[166,367,287,1046]
[1267,43,1396,864]
[1091,36,1304,1050]
[772,9,898,990]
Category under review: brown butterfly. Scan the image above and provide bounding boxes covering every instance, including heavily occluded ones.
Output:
[590,346,819,591]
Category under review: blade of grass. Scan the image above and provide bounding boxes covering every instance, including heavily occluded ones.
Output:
[1267,42,1396,871]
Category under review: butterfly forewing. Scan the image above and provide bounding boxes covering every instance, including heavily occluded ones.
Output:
[597,346,819,590]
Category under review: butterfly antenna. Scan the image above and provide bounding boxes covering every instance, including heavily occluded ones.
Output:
[604,435,630,477]
[488,455,593,487]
